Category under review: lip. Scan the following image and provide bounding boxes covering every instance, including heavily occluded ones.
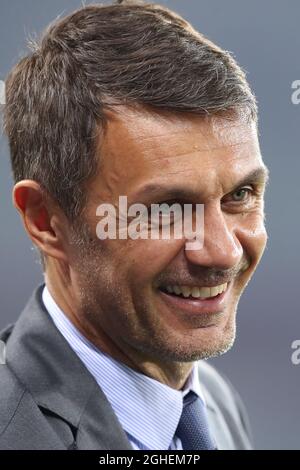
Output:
[158,283,230,316]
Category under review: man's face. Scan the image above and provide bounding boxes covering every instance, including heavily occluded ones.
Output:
[67,108,268,363]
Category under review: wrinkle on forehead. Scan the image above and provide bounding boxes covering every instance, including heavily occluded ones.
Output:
[93,106,261,202]
[102,106,258,159]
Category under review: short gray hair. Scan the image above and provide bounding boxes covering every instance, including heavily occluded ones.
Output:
[4,0,257,221]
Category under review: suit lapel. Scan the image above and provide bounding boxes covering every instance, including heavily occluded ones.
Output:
[5,285,133,450]
[198,364,236,450]
[204,402,236,450]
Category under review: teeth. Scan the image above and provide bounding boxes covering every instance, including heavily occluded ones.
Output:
[200,287,211,299]
[164,283,228,299]
[210,286,220,297]
[191,287,200,298]
[182,286,191,297]
[219,284,226,294]
[173,285,181,295]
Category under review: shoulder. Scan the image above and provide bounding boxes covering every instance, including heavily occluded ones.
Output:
[0,324,67,450]
[197,360,253,448]
[0,325,26,445]
[0,359,29,449]
[197,360,242,408]
[0,325,23,421]
[0,361,64,450]
[0,362,25,427]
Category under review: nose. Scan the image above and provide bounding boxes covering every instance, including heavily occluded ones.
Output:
[184,203,243,270]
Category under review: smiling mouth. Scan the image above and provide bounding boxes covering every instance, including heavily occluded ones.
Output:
[159,283,228,300]
[158,282,230,316]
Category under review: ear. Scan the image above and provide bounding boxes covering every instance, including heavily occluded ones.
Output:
[13,180,68,262]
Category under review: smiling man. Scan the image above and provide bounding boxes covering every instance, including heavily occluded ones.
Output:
[0,1,268,450]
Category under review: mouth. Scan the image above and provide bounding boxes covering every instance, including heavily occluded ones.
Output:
[158,282,230,316]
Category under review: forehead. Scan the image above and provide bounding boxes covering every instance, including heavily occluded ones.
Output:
[96,107,262,198]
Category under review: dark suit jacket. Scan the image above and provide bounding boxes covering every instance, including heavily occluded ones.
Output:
[0,285,253,450]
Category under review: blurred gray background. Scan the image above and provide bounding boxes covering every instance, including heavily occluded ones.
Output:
[0,0,299,450]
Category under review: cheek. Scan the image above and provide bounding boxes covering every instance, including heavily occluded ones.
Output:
[124,239,184,286]
[238,213,268,267]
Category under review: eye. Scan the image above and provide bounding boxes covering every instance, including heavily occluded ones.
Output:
[231,187,252,202]
[221,184,264,212]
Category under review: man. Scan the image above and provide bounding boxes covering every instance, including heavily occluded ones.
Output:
[0,0,268,450]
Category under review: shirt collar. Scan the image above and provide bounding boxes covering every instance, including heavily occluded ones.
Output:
[43,285,206,450]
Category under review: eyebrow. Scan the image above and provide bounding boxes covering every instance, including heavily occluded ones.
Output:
[134,166,269,202]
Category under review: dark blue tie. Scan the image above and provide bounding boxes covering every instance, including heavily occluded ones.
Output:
[175,391,217,450]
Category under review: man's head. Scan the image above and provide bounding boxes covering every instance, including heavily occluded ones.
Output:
[4,1,268,374]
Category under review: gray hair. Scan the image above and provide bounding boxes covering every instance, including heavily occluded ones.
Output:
[4,0,257,221]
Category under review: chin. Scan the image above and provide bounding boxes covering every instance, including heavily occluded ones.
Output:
[175,329,236,362]
[135,319,237,363]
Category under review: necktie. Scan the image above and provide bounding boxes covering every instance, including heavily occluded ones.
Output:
[175,391,217,450]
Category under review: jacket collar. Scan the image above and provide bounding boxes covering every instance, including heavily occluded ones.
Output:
[5,284,133,450]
